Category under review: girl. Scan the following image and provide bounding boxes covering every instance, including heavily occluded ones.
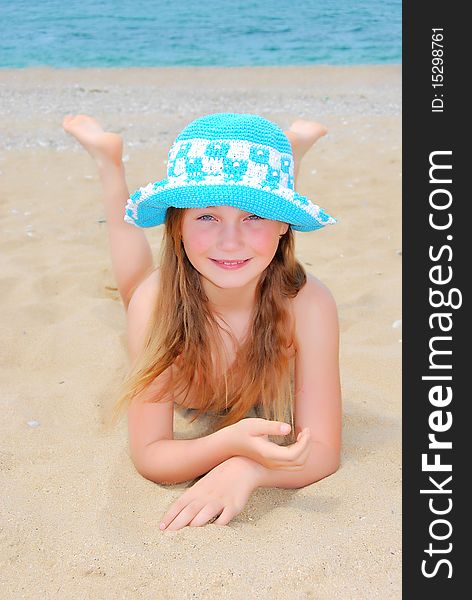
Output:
[62,112,341,532]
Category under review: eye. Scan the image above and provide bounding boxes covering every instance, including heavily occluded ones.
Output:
[196,214,263,221]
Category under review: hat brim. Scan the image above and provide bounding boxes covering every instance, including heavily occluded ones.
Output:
[125,180,337,232]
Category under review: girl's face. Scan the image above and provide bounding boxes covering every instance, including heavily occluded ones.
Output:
[180,206,289,289]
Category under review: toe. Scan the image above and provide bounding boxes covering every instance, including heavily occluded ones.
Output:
[62,114,74,128]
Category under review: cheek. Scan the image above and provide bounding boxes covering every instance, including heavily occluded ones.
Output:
[182,227,212,254]
[251,229,280,254]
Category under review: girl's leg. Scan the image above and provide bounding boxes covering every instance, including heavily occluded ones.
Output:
[62,115,154,310]
[284,120,328,189]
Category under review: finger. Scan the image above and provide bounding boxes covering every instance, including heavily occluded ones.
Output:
[297,429,308,442]
[273,438,313,470]
[283,429,312,461]
[298,427,310,439]
[270,442,313,470]
[293,433,313,465]
[252,418,293,437]
[160,495,191,529]
[267,429,312,466]
[166,501,203,531]
[188,502,224,527]
[295,433,313,464]
[273,428,311,458]
[163,499,203,532]
[213,504,238,526]
[291,427,311,448]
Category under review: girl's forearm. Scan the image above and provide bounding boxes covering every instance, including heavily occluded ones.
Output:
[252,441,340,489]
[136,428,234,484]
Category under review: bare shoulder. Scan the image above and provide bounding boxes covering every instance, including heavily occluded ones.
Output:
[128,267,161,307]
[296,272,336,302]
[292,273,338,346]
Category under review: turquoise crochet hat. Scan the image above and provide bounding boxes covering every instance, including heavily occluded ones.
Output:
[124,112,337,232]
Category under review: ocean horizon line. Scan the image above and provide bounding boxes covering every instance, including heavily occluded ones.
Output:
[0,62,401,72]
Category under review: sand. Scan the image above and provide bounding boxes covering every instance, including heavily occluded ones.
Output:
[0,65,401,599]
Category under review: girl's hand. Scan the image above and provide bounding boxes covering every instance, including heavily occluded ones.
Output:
[225,418,311,471]
[159,456,261,532]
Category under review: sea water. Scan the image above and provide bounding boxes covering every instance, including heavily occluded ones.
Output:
[0,0,401,68]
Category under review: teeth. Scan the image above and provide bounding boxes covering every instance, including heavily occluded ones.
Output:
[218,260,246,265]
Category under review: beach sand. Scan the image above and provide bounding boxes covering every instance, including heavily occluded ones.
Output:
[0,65,401,599]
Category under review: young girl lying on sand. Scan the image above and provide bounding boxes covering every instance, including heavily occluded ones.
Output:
[62,112,341,532]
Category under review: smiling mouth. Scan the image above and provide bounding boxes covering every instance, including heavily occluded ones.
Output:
[210,258,251,265]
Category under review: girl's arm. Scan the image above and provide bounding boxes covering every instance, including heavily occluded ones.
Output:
[126,273,236,484]
[250,275,342,489]
[138,431,236,485]
[244,441,340,489]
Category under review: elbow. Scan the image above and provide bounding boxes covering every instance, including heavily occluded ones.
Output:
[322,447,341,479]
[325,456,341,478]
[131,453,185,486]
[303,446,341,486]
[132,454,157,483]
[133,460,176,486]
[131,452,169,485]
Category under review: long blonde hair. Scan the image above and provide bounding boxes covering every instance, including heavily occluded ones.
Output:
[111,207,307,445]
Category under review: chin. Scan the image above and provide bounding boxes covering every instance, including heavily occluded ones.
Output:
[205,274,251,288]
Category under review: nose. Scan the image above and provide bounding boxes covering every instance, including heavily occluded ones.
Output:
[216,222,245,251]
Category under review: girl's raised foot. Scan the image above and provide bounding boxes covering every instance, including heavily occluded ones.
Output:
[287,119,328,154]
[284,119,328,185]
[62,114,123,167]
